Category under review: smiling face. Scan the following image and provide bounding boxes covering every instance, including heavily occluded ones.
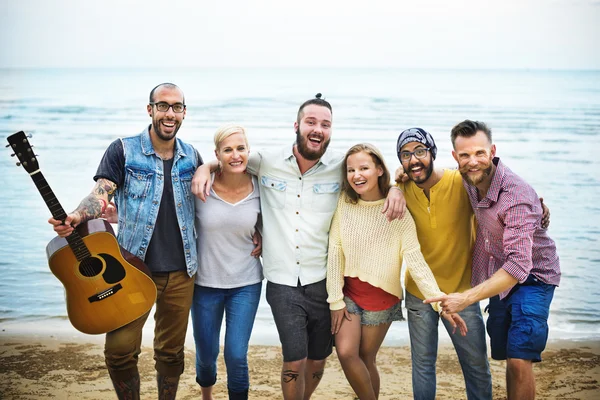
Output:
[147,85,186,142]
[452,130,496,187]
[294,104,332,161]
[346,151,384,201]
[215,132,249,175]
[400,142,434,185]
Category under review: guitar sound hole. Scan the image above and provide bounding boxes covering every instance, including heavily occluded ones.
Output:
[79,257,103,277]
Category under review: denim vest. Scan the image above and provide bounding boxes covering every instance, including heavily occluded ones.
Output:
[114,127,198,277]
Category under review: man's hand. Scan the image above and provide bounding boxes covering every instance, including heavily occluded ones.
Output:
[192,164,213,202]
[331,307,352,334]
[394,166,409,184]
[424,292,471,315]
[441,311,468,336]
[102,201,118,224]
[540,197,550,229]
[251,230,262,258]
[48,212,82,238]
[382,186,406,221]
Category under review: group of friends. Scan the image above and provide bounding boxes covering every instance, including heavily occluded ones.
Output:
[48,82,561,400]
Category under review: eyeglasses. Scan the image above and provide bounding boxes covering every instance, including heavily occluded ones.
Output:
[399,147,431,162]
[149,102,186,113]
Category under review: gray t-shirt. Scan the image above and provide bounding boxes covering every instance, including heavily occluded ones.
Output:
[194,175,263,288]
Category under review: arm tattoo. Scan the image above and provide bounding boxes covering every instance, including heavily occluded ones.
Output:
[94,178,117,200]
[312,370,324,380]
[72,179,117,222]
[282,369,300,383]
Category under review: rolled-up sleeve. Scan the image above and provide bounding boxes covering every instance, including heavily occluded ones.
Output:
[501,202,538,283]
[246,151,262,176]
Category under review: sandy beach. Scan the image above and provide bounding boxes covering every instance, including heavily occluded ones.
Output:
[1,327,598,400]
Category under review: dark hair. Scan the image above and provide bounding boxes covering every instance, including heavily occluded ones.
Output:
[342,143,391,204]
[296,93,332,125]
[450,120,492,147]
[149,83,185,104]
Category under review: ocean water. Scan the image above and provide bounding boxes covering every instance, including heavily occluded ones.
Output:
[0,68,599,345]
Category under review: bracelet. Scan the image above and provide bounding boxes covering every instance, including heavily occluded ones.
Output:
[390,185,402,191]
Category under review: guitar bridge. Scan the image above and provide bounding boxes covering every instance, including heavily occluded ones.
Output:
[88,284,123,303]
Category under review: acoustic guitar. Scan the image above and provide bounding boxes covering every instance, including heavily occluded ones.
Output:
[7,131,157,334]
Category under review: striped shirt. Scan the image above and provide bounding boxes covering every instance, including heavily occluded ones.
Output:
[464,157,561,299]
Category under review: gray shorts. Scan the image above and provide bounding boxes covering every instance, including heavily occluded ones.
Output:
[266,279,333,362]
[344,296,404,326]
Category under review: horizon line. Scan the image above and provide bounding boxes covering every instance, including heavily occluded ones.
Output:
[1,66,599,72]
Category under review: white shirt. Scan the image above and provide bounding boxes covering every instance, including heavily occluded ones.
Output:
[247,144,344,287]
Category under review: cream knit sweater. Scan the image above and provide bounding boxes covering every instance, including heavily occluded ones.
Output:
[326,195,444,312]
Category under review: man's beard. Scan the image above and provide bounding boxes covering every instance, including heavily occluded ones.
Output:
[295,128,330,161]
[407,160,434,184]
[153,119,181,141]
[460,162,493,186]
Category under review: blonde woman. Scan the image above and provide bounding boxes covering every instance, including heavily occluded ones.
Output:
[191,124,263,400]
[326,143,466,400]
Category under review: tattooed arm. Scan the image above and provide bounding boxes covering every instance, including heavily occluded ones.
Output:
[48,178,117,237]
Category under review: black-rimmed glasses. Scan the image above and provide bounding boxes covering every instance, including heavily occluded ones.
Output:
[150,102,186,113]
[399,147,431,162]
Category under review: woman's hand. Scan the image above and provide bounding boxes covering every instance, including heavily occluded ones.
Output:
[440,310,468,336]
[331,307,352,335]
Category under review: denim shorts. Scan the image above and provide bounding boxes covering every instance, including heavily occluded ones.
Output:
[344,296,404,326]
[266,279,333,362]
[486,274,555,362]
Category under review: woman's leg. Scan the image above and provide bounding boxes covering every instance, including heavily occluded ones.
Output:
[223,282,262,398]
[359,322,392,399]
[191,285,225,400]
[335,315,377,400]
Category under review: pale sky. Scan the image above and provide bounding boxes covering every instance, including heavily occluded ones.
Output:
[1,0,598,69]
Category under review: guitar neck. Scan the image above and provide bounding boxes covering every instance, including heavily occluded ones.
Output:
[30,171,91,261]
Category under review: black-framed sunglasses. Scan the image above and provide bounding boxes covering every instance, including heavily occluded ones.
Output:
[399,147,431,162]
[149,102,186,113]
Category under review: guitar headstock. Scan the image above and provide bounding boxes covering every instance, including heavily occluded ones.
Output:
[7,131,39,174]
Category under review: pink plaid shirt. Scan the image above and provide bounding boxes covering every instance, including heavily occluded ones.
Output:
[465,158,561,299]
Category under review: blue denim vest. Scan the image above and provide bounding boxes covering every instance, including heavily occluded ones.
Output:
[114,127,198,277]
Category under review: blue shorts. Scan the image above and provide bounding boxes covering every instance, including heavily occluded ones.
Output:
[486,275,555,362]
[344,296,404,326]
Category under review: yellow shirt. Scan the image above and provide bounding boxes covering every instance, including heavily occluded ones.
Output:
[326,195,444,311]
[400,169,474,300]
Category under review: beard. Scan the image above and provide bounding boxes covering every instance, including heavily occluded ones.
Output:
[152,118,182,142]
[460,162,493,186]
[295,128,330,161]
[407,160,434,184]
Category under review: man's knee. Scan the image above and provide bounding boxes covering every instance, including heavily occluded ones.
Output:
[307,358,326,369]
[282,359,306,384]
[507,358,533,375]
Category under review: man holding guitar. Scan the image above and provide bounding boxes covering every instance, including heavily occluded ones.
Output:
[48,83,202,400]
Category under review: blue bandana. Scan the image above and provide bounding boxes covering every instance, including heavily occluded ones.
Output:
[396,127,437,160]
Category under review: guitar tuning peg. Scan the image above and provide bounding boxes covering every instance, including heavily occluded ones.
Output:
[10,153,15,157]
[5,144,9,148]
[26,134,33,138]
[16,162,21,166]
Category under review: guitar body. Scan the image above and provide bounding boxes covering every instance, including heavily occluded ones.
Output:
[46,220,157,335]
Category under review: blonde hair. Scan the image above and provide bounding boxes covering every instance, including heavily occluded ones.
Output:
[213,123,248,151]
[342,143,391,204]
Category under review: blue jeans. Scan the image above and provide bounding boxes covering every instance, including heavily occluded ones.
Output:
[406,292,492,400]
[191,282,262,394]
